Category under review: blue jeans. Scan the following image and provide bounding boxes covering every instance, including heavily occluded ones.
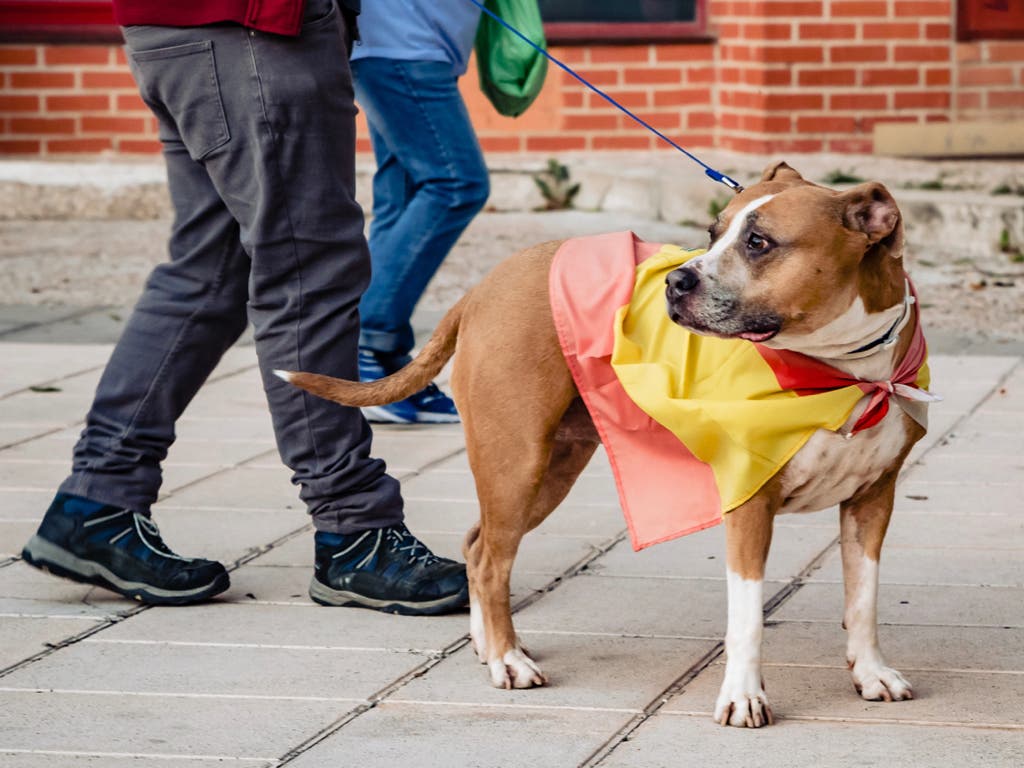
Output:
[352,58,490,357]
[59,0,404,534]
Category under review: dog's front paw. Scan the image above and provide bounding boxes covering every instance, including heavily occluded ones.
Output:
[488,646,547,689]
[714,681,774,728]
[851,660,913,702]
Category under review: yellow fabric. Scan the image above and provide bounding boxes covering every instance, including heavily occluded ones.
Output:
[610,245,867,513]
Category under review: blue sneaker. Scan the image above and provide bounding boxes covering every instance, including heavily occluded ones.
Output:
[309,524,469,615]
[358,348,459,424]
[21,493,229,605]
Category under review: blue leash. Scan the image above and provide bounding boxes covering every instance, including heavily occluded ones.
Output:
[467,0,744,193]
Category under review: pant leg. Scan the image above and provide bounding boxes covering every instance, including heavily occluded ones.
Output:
[352,58,490,357]
[60,125,251,515]
[69,0,403,533]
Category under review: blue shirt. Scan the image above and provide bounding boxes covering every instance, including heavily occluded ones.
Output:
[351,0,482,76]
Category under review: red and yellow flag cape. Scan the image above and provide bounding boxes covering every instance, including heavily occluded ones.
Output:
[550,232,932,550]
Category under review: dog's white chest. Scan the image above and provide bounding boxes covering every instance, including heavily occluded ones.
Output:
[778,402,909,514]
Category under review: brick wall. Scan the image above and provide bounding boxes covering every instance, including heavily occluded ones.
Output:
[0,8,1021,158]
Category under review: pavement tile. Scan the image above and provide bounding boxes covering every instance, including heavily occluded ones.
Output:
[0,616,106,670]
[893,478,1021,514]
[0,459,70,491]
[391,634,714,711]
[591,520,837,582]
[0,690,349,762]
[2,637,414,701]
[663,664,1024,727]
[173,415,277,443]
[809,542,1023,587]
[148,504,309,564]
[0,755,275,768]
[0,561,134,614]
[95,599,467,655]
[511,570,740,639]
[882,509,1023,550]
[907,451,1024,486]
[363,429,468,473]
[925,355,1019,408]
[939,425,1024,454]
[760,620,1024,672]
[0,520,37,557]
[772,582,1024,628]
[159,465,303,511]
[286,701,631,768]
[399,467,619,508]
[600,714,1024,767]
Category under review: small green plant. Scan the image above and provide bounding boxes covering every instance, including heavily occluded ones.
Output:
[821,169,866,185]
[992,183,1024,196]
[707,194,730,220]
[998,228,1024,262]
[533,158,580,211]
[903,173,967,192]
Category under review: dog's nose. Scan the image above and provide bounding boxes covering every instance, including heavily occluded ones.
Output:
[666,266,699,296]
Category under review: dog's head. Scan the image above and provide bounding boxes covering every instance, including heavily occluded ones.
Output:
[665,161,906,349]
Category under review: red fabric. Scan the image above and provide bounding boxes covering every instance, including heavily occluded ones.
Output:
[112,0,305,37]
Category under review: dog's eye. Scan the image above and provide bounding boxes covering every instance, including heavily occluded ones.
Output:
[746,232,771,254]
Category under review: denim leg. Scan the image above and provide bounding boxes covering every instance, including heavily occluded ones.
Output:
[353,58,490,357]
[65,1,403,533]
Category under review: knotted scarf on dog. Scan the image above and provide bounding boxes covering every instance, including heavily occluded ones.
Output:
[549,231,933,551]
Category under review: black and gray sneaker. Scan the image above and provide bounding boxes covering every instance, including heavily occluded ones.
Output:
[310,524,469,616]
[21,493,229,606]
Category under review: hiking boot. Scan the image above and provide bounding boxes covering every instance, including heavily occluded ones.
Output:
[358,348,459,424]
[21,493,229,606]
[309,524,469,615]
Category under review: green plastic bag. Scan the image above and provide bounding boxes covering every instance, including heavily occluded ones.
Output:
[474,0,548,117]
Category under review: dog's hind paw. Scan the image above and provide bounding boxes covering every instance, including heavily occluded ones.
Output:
[488,646,547,689]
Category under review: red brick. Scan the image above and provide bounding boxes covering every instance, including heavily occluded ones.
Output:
[590,46,650,64]
[479,136,521,152]
[9,117,75,134]
[46,137,114,154]
[623,67,682,85]
[956,43,983,63]
[563,114,619,131]
[722,136,773,154]
[44,46,111,66]
[686,67,716,84]
[652,89,711,107]
[592,135,652,150]
[763,93,824,110]
[862,68,919,86]
[634,111,681,131]
[115,93,150,112]
[9,72,75,89]
[894,0,950,16]
[744,23,793,41]
[925,23,952,40]
[525,136,587,151]
[750,2,823,16]
[894,45,951,62]
[550,46,586,64]
[355,137,372,153]
[956,92,982,109]
[719,112,742,131]
[828,138,874,153]
[894,91,950,109]
[799,23,857,40]
[678,133,714,149]
[0,47,38,65]
[831,45,889,63]
[590,90,648,109]
[798,68,857,86]
[796,115,858,132]
[656,44,715,62]
[81,71,140,89]
[0,139,42,154]
[925,114,951,122]
[863,23,921,39]
[719,67,742,84]
[0,94,40,113]
[988,42,1024,62]
[830,92,889,110]
[716,22,742,38]
[117,138,162,153]
[738,69,788,86]
[688,112,717,130]
[925,68,952,86]
[958,66,1015,86]
[46,94,110,112]
[761,45,825,64]
[863,116,918,131]
[563,91,584,108]
[832,1,887,15]
[742,114,792,133]
[770,138,825,153]
[81,116,147,133]
[989,90,1024,109]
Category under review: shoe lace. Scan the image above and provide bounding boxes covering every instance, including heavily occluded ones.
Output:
[134,513,188,561]
[387,526,441,566]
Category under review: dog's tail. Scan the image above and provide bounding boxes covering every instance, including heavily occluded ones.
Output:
[274,295,467,407]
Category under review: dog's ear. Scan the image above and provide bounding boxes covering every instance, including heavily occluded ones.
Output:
[760,161,805,183]
[840,181,904,257]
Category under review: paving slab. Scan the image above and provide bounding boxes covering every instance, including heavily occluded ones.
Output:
[286,701,632,768]
[600,714,1024,768]
[809,542,1023,587]
[0,616,106,670]
[0,754,274,768]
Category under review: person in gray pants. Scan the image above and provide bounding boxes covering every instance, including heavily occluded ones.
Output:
[21,0,469,616]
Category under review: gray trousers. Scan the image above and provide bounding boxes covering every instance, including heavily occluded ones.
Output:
[59,0,404,534]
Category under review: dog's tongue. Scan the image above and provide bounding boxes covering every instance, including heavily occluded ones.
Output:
[738,330,776,343]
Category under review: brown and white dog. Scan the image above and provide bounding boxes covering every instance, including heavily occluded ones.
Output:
[277,162,932,727]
